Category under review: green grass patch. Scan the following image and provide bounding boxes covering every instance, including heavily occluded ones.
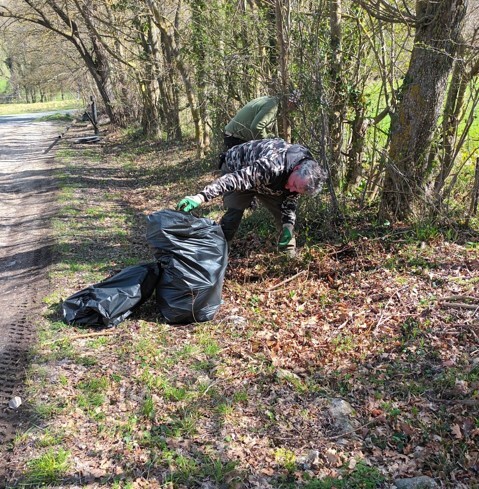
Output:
[159,450,239,486]
[37,112,75,122]
[302,461,385,488]
[0,98,82,115]
[140,395,156,419]
[31,401,65,420]
[24,448,70,485]
[77,376,109,411]
[37,430,65,448]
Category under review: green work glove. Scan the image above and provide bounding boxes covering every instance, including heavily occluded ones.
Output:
[278,224,293,247]
[177,194,204,213]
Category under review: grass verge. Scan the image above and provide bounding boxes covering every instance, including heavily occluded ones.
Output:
[0,98,82,115]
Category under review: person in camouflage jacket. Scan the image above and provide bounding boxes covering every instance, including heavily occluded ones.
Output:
[177,138,327,254]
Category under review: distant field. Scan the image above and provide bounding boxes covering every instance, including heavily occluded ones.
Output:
[0,98,83,115]
[0,78,7,93]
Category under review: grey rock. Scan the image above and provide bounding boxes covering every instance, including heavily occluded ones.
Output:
[297,449,320,469]
[8,396,22,409]
[394,476,438,489]
[196,374,212,385]
[199,482,218,489]
[328,398,358,434]
[329,398,354,416]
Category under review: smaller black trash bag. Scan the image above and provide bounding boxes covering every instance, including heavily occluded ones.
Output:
[62,262,160,327]
[146,209,228,324]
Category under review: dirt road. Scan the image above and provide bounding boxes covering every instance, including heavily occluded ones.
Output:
[0,114,64,447]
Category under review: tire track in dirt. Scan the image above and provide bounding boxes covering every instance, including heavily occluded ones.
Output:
[0,117,63,476]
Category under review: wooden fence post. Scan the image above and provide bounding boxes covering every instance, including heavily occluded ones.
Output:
[90,96,99,135]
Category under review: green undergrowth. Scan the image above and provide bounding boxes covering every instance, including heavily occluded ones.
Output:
[37,112,76,122]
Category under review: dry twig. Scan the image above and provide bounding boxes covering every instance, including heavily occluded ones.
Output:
[441,295,479,302]
[326,419,378,440]
[44,329,116,345]
[266,270,308,292]
[438,295,479,312]
[440,303,479,311]
[432,398,479,406]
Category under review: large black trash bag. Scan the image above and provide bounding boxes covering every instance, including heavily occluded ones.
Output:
[146,209,228,324]
[62,262,160,327]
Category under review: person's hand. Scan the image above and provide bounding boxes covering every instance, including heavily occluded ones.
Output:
[278,224,293,247]
[176,195,204,212]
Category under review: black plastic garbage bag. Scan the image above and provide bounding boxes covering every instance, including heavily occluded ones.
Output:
[62,262,160,327]
[146,209,228,324]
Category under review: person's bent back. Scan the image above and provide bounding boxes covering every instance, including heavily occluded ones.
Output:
[177,138,327,256]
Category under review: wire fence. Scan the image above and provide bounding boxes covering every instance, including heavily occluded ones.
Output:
[0,91,82,105]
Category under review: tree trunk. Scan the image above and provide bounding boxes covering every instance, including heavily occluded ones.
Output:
[328,0,344,184]
[191,0,211,150]
[136,16,162,138]
[433,54,479,198]
[379,0,467,222]
[156,22,182,141]
[344,105,368,189]
[275,0,291,141]
[470,158,479,216]
[88,36,125,126]
[47,1,124,125]
[146,0,204,156]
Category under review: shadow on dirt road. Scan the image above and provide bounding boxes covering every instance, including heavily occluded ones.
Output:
[0,116,67,458]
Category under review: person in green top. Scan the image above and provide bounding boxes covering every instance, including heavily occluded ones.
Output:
[223,92,300,150]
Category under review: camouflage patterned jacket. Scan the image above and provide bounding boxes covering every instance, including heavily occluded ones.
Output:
[199,138,314,226]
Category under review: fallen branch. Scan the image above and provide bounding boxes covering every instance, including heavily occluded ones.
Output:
[440,295,479,302]
[326,419,378,440]
[439,302,479,311]
[44,329,116,345]
[200,381,218,397]
[432,398,479,406]
[266,270,307,292]
[438,295,479,311]
[373,286,409,333]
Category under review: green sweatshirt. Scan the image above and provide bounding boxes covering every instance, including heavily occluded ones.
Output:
[224,96,279,141]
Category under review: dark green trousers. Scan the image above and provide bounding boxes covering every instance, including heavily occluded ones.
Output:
[219,190,296,252]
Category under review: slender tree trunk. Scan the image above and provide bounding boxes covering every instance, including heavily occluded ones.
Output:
[345,104,367,189]
[45,0,123,125]
[89,36,127,125]
[328,0,345,184]
[136,16,162,138]
[433,54,479,198]
[191,0,210,150]
[470,158,479,216]
[146,0,204,156]
[275,0,291,141]
[157,24,182,141]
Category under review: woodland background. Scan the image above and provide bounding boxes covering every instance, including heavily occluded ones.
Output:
[0,0,478,226]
